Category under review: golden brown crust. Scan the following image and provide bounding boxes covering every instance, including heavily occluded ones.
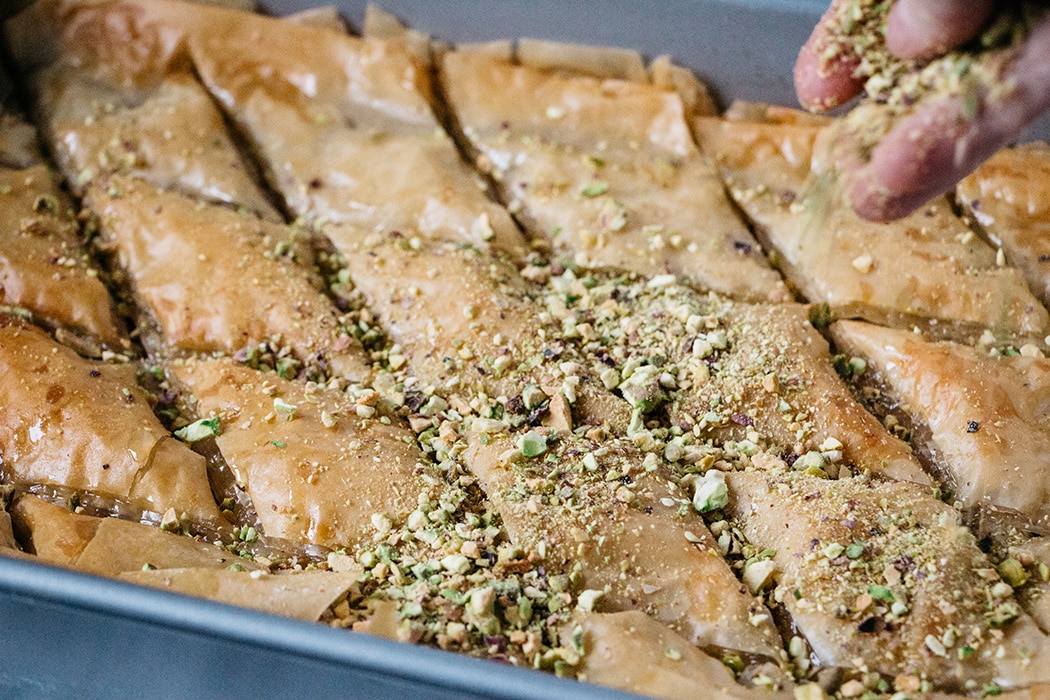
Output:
[466,434,782,658]
[569,611,790,700]
[440,51,787,303]
[0,164,126,349]
[340,233,633,433]
[0,320,220,523]
[693,114,1050,337]
[10,494,260,573]
[6,2,1050,696]
[120,566,361,622]
[166,2,527,258]
[957,143,1050,308]
[89,178,370,383]
[830,319,1050,525]
[171,358,422,549]
[6,0,281,220]
[726,470,1050,689]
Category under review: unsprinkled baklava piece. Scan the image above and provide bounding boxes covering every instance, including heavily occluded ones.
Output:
[5,0,280,220]
[957,142,1050,307]
[0,317,220,524]
[830,319,1050,526]
[169,358,424,550]
[541,272,927,484]
[9,494,262,574]
[568,611,786,700]
[466,433,783,659]
[726,470,1050,691]
[0,78,125,352]
[9,494,361,622]
[152,0,526,257]
[88,179,370,383]
[692,109,1049,338]
[439,50,788,303]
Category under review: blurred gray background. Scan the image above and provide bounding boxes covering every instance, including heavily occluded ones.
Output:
[262,0,1050,142]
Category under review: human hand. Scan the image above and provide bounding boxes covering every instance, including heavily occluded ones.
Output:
[794,0,1050,222]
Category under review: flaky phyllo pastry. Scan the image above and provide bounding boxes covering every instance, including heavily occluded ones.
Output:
[5,1,1050,698]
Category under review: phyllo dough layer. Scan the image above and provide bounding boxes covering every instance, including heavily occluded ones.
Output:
[159,0,528,257]
[440,50,787,303]
[6,0,280,220]
[7,1,1050,698]
[10,494,358,622]
[830,319,1050,525]
[957,143,1050,308]
[726,471,1050,690]
[692,111,1049,337]
[0,85,125,350]
[0,317,220,524]
[171,358,422,549]
[466,434,783,659]
[89,178,370,383]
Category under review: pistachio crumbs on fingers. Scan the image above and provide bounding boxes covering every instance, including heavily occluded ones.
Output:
[847,13,1050,222]
[794,0,866,112]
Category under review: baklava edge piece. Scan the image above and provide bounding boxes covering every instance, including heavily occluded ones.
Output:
[0,318,221,523]
[830,319,1050,525]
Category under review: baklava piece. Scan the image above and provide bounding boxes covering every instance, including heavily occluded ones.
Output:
[440,50,787,303]
[5,0,280,220]
[692,110,1049,338]
[170,358,423,550]
[957,143,1050,307]
[342,235,632,432]
[0,85,126,352]
[165,0,526,257]
[9,494,262,574]
[543,272,927,484]
[122,565,362,622]
[89,179,371,383]
[11,494,360,622]
[0,317,221,524]
[569,611,787,700]
[726,470,1050,691]
[466,434,783,659]
[830,319,1050,526]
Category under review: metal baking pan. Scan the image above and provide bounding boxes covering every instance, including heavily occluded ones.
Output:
[3,1,1038,698]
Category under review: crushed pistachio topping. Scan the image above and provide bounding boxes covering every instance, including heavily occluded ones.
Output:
[724,469,1033,684]
[173,416,221,442]
[580,181,610,198]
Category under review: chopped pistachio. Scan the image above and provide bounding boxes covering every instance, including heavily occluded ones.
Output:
[822,542,845,559]
[273,397,298,419]
[867,585,895,602]
[518,430,548,458]
[580,181,610,197]
[997,558,1028,587]
[689,471,729,513]
[742,559,776,594]
[174,416,221,442]
[576,589,604,612]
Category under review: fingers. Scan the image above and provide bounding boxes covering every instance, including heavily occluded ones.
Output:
[848,14,1050,222]
[795,0,865,112]
[847,100,975,221]
[885,0,998,60]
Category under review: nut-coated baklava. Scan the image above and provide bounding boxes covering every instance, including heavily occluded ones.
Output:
[4,2,1050,698]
